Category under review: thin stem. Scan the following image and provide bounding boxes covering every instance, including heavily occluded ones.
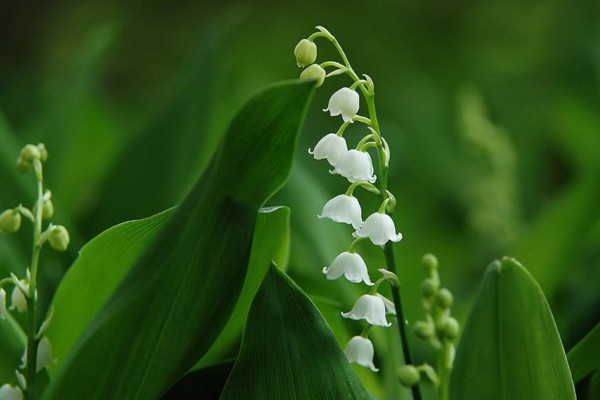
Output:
[25,160,44,400]
[439,340,452,400]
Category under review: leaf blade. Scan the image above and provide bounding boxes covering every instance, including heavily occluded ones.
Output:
[567,322,600,383]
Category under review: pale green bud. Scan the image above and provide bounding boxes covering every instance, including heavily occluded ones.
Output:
[414,321,434,339]
[20,144,41,164]
[398,365,420,387]
[37,143,48,162]
[300,64,326,87]
[421,253,438,270]
[294,39,317,67]
[444,317,460,339]
[436,288,454,309]
[48,225,70,252]
[33,198,55,220]
[421,278,437,297]
[16,157,32,173]
[0,209,21,234]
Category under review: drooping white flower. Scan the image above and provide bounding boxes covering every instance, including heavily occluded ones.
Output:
[36,336,53,372]
[323,87,360,122]
[345,336,378,372]
[0,384,23,400]
[318,194,362,229]
[376,293,396,315]
[332,150,376,183]
[353,212,402,246]
[309,133,348,166]
[322,252,373,285]
[10,284,27,313]
[342,294,391,327]
[0,288,6,318]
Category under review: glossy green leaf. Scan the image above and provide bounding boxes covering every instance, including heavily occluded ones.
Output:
[198,206,290,367]
[163,360,234,400]
[45,209,173,373]
[567,322,600,383]
[43,80,315,400]
[450,257,576,400]
[220,264,372,400]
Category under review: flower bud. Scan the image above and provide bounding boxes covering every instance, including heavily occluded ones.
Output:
[37,143,48,162]
[37,337,53,372]
[300,64,326,87]
[398,365,420,387]
[16,157,32,173]
[20,144,41,164]
[421,253,438,270]
[10,285,27,313]
[436,288,454,309]
[48,225,70,252]
[33,199,54,220]
[294,39,317,67]
[421,278,437,298]
[414,320,434,339]
[0,384,23,400]
[444,317,460,339]
[0,210,21,234]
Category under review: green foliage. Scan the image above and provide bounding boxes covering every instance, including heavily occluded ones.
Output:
[163,360,235,399]
[0,314,26,385]
[450,257,576,400]
[42,81,315,399]
[220,264,372,400]
[567,322,600,384]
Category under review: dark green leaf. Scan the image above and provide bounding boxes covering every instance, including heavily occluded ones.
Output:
[450,257,576,400]
[0,314,26,384]
[42,80,315,400]
[162,360,234,400]
[568,322,600,383]
[220,264,372,400]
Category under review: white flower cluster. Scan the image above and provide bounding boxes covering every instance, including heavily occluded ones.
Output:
[298,30,404,372]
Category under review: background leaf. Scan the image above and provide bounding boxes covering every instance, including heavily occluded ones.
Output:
[220,264,372,400]
[449,257,576,400]
[567,322,600,384]
[42,80,314,400]
[163,360,235,400]
[0,314,26,385]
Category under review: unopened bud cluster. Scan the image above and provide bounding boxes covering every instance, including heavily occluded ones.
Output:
[296,27,404,373]
[399,254,460,389]
[1,143,65,396]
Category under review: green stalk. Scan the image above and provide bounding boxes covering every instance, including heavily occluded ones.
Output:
[25,160,44,400]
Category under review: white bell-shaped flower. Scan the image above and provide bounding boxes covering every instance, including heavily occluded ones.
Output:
[353,212,402,246]
[37,336,53,372]
[332,150,376,183]
[10,284,27,313]
[324,87,360,122]
[0,288,6,318]
[345,336,378,372]
[342,294,391,327]
[318,194,362,229]
[308,133,348,166]
[322,252,373,285]
[0,384,23,400]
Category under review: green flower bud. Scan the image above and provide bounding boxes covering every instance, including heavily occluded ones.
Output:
[414,321,434,339]
[436,288,454,309]
[300,64,326,87]
[421,253,438,270]
[398,365,420,387]
[33,198,55,220]
[48,225,70,252]
[38,143,48,162]
[0,209,21,234]
[421,278,437,297]
[444,317,460,339]
[16,157,32,173]
[20,144,41,164]
[294,39,317,67]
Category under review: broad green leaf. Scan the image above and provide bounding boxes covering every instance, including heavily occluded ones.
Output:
[45,209,172,373]
[43,80,315,400]
[450,257,576,400]
[163,360,234,400]
[220,264,372,400]
[198,206,290,367]
[567,322,600,383]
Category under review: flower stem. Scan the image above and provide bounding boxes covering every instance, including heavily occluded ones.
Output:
[439,339,452,400]
[25,160,44,400]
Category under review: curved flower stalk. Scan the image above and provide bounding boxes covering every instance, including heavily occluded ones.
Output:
[0,144,69,400]
[294,27,422,399]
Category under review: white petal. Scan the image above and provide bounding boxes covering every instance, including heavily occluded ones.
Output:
[317,194,362,229]
[0,384,23,400]
[333,150,376,184]
[309,134,348,166]
[36,337,53,372]
[353,213,402,246]
[323,252,372,285]
[10,285,27,313]
[342,295,391,327]
[345,336,378,372]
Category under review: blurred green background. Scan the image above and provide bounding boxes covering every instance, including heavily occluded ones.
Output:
[1,0,599,398]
